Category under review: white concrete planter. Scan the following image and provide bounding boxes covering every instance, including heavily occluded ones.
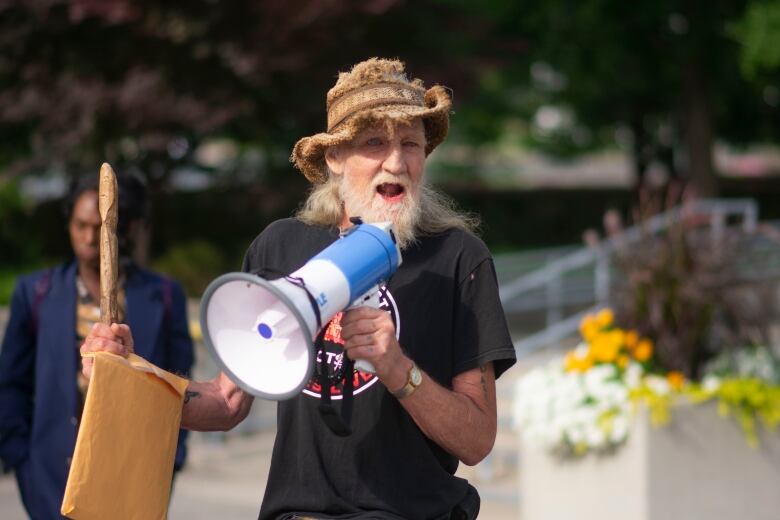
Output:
[519,401,780,520]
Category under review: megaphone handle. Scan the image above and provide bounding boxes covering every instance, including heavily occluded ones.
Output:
[354,359,375,374]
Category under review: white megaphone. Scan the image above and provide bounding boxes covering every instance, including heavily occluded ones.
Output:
[200,222,402,400]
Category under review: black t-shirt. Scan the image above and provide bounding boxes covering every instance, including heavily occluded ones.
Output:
[242,218,516,520]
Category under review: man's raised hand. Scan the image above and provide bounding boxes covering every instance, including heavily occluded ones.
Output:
[80,322,134,380]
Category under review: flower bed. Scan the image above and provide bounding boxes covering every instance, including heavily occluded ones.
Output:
[514,309,780,455]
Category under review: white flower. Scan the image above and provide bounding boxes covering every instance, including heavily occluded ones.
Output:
[568,430,585,446]
[585,424,606,448]
[702,375,721,393]
[514,351,637,454]
[624,362,644,389]
[573,342,589,357]
[644,374,671,396]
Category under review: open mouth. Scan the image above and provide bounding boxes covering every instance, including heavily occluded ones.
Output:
[376,183,405,202]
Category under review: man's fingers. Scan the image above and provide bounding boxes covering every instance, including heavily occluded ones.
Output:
[86,322,115,340]
[344,345,377,362]
[344,333,375,348]
[110,323,134,350]
[92,337,127,356]
[82,322,134,357]
[340,319,378,339]
[81,336,129,357]
[341,311,395,339]
[340,306,383,326]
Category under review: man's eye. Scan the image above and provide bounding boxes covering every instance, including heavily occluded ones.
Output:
[366,137,383,146]
[403,140,421,148]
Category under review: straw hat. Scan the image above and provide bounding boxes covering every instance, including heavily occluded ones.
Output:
[291,58,452,184]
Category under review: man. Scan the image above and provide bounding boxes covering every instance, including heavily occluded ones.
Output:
[82,58,516,519]
[0,173,194,519]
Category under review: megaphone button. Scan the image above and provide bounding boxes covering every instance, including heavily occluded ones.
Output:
[257,323,273,339]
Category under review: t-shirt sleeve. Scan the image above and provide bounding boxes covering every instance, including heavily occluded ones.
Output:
[241,234,263,273]
[452,257,517,379]
[240,220,291,276]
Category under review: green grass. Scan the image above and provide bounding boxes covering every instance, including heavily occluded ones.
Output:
[0,270,19,306]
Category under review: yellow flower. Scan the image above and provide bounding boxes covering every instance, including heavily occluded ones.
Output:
[625,330,639,349]
[592,334,620,363]
[579,314,594,332]
[580,355,594,371]
[579,315,601,341]
[667,371,685,391]
[608,329,625,348]
[617,354,630,369]
[564,352,579,372]
[634,339,654,362]
[596,308,614,328]
[565,349,594,372]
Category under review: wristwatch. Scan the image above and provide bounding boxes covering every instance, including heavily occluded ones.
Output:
[392,361,422,399]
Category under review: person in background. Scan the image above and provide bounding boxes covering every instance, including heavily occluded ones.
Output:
[0,172,195,519]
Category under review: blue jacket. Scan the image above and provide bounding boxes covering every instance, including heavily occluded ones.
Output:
[0,261,195,519]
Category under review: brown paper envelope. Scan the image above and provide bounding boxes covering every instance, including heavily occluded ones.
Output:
[61,352,189,520]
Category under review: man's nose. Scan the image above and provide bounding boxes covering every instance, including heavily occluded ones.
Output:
[382,143,406,175]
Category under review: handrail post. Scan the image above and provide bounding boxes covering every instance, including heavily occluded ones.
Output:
[500,198,760,356]
[546,273,563,328]
[743,201,758,233]
[710,208,725,243]
[595,248,610,305]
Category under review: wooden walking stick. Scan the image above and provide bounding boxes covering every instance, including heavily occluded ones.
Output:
[99,162,119,324]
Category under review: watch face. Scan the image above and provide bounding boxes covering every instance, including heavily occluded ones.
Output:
[410,366,422,386]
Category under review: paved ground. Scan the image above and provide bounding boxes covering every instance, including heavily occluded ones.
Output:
[0,426,519,519]
[0,375,522,519]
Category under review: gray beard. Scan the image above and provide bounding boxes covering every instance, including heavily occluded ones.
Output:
[339,174,421,250]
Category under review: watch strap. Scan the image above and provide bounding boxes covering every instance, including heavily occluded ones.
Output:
[392,362,420,399]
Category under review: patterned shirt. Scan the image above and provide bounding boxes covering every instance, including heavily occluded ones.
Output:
[75,275,126,416]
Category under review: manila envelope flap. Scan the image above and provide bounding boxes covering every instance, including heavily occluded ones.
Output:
[61,352,189,520]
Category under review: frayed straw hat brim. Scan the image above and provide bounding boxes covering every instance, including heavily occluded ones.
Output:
[292,84,451,184]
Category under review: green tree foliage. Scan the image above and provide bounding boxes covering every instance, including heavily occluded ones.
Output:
[0,0,489,188]
[0,1,387,183]
[151,239,227,297]
[440,0,780,195]
[1,1,778,199]
[0,179,44,265]
[731,1,780,79]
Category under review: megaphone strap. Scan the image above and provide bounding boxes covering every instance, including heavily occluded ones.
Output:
[316,330,355,436]
[284,274,323,332]
[249,266,324,333]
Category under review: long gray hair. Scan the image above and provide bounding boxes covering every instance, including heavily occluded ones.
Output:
[296,173,479,238]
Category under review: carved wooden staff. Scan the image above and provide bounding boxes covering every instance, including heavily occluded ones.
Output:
[99,163,119,324]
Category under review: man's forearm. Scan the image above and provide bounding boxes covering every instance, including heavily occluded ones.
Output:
[395,363,497,466]
[180,373,254,432]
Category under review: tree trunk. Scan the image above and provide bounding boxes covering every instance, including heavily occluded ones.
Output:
[630,114,650,190]
[681,61,718,197]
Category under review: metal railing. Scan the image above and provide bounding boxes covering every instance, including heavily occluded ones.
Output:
[497,198,760,357]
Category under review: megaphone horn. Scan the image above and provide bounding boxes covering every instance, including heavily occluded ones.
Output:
[200,222,402,401]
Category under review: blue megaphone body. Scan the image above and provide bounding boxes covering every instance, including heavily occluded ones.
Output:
[200,222,401,400]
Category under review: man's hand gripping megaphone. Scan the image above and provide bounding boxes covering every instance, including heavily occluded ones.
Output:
[339,287,403,380]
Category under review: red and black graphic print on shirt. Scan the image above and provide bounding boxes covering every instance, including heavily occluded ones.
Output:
[302,285,399,400]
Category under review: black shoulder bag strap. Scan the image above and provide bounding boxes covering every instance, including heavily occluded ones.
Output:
[315,329,355,437]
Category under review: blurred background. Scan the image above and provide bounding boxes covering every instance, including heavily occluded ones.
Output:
[1,1,780,518]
